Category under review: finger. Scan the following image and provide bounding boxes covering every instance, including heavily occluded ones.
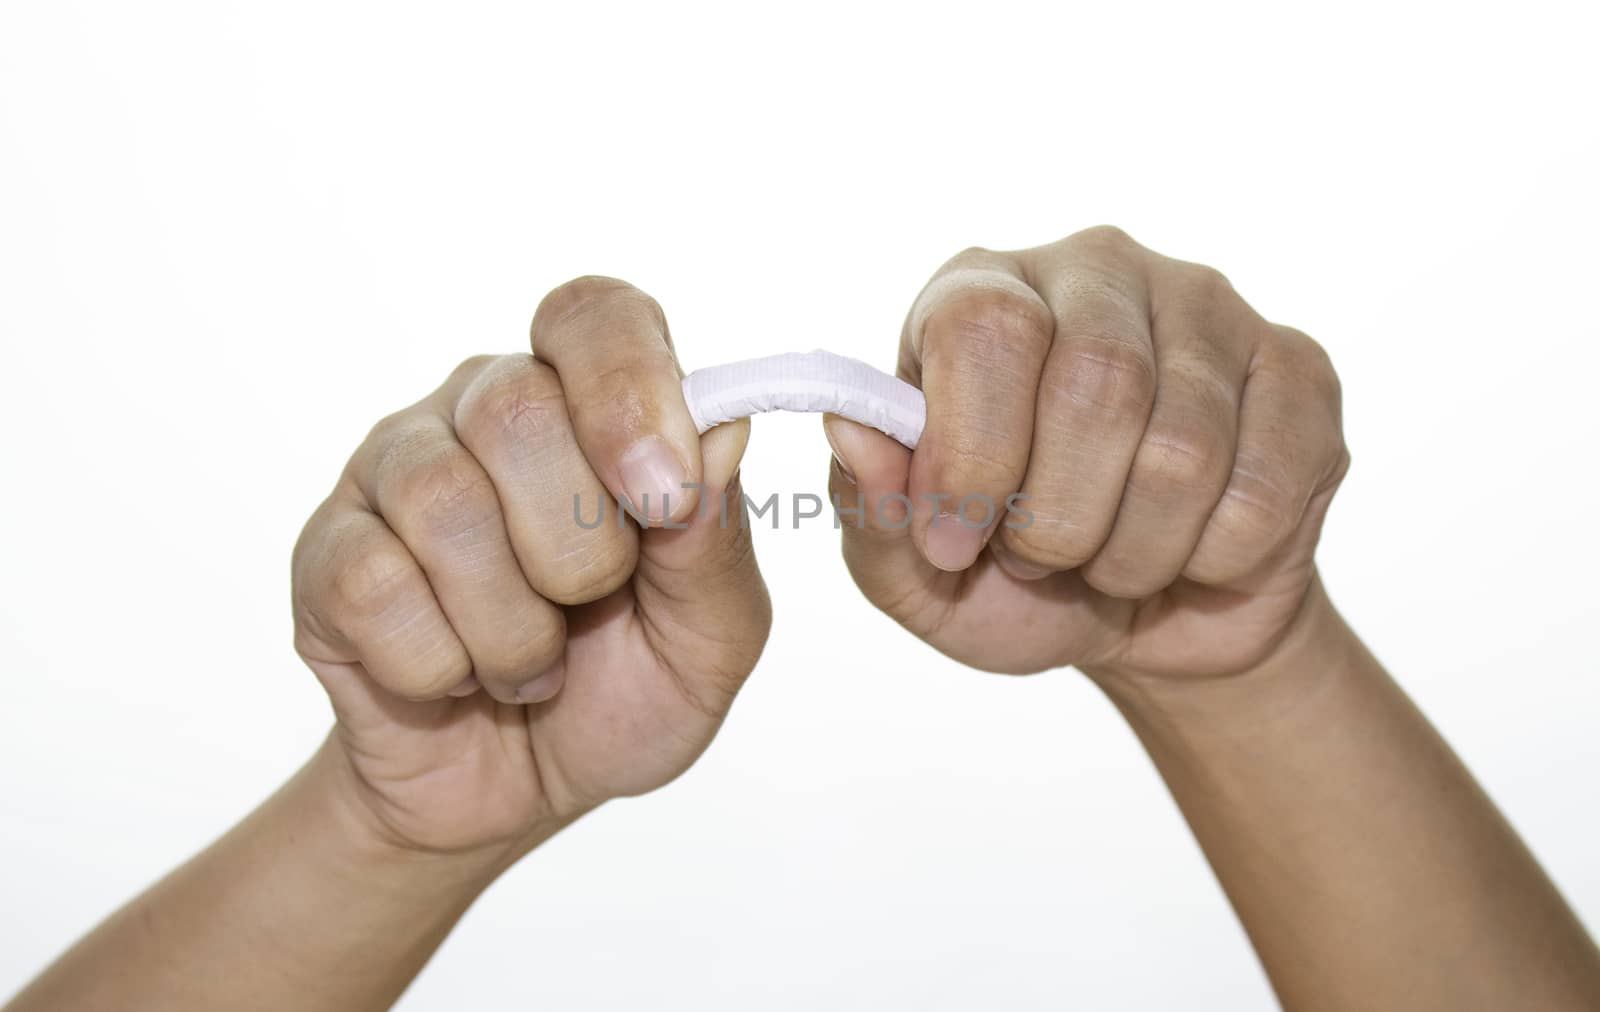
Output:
[987,535,1056,582]
[1079,263,1257,598]
[530,276,701,525]
[628,418,771,713]
[292,497,472,701]
[902,248,1055,571]
[350,408,567,704]
[825,412,1116,671]
[1184,325,1348,586]
[454,354,639,606]
[995,228,1157,574]
[823,412,938,621]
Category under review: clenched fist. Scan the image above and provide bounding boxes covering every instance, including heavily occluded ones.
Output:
[825,226,1348,682]
[292,277,770,855]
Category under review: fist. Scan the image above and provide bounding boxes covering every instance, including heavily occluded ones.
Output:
[825,227,1348,681]
[292,277,770,854]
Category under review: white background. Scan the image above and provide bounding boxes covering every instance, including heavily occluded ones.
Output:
[3,2,1598,1009]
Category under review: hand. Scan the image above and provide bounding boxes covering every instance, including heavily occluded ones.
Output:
[292,277,770,856]
[824,226,1348,683]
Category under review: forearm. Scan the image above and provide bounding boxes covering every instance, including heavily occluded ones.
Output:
[1097,578,1600,1011]
[7,737,549,1012]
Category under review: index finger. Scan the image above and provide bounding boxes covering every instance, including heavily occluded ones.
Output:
[901,247,1055,571]
[530,275,702,525]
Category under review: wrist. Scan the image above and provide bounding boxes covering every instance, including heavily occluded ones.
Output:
[300,738,546,890]
[1089,575,1359,733]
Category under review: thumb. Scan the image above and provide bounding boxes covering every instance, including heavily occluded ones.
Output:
[823,413,944,623]
[630,417,771,703]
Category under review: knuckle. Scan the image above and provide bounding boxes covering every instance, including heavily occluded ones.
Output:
[1274,325,1341,394]
[1130,422,1231,499]
[581,353,680,429]
[932,285,1055,353]
[539,536,637,605]
[582,363,654,432]
[363,409,416,456]
[1150,261,1237,323]
[391,652,471,699]
[1082,553,1164,600]
[537,274,630,319]
[931,246,1000,276]
[395,447,500,540]
[1070,223,1140,253]
[534,275,664,336]
[457,359,567,449]
[514,620,568,676]
[587,359,656,403]
[449,354,500,383]
[1315,429,1352,495]
[1323,441,1353,491]
[483,617,567,684]
[328,543,427,627]
[1271,326,1348,474]
[1209,468,1303,546]
[1000,515,1097,570]
[1186,262,1235,300]
[1046,335,1158,416]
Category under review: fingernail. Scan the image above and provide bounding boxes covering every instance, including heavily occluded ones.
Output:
[830,454,856,485]
[823,419,857,485]
[924,512,986,571]
[447,676,481,698]
[992,546,1053,581]
[514,670,563,704]
[618,435,687,524]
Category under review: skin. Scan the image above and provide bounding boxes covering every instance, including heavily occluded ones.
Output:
[8,231,1600,1010]
[8,276,773,1011]
[823,226,1600,1009]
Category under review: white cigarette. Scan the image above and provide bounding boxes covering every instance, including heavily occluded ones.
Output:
[680,349,926,449]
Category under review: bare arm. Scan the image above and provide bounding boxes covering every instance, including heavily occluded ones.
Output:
[1100,579,1600,1010]
[7,741,548,1012]
[825,224,1600,1010]
[8,276,772,1011]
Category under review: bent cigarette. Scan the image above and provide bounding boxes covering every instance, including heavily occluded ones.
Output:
[680,349,926,449]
